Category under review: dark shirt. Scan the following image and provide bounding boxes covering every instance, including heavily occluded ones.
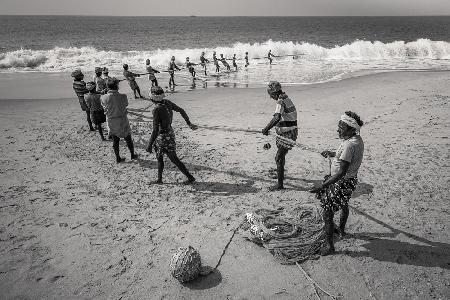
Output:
[149,99,191,147]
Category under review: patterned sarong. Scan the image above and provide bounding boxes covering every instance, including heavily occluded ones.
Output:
[314,177,358,212]
[275,128,298,150]
[154,129,176,156]
[91,110,106,125]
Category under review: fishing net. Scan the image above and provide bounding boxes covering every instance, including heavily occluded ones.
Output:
[241,204,326,264]
[169,246,202,283]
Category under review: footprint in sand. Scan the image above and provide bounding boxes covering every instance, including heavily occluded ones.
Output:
[48,275,64,283]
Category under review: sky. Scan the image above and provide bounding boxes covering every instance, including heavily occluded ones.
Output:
[1,0,450,16]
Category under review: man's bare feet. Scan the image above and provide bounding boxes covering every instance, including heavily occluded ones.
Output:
[116,157,126,164]
[268,184,284,191]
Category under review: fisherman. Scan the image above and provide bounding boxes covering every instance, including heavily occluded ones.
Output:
[122,64,143,99]
[185,57,197,78]
[262,81,298,191]
[200,51,209,75]
[94,67,107,94]
[244,52,249,67]
[309,111,364,255]
[85,82,106,140]
[146,86,197,184]
[101,78,138,163]
[146,59,160,87]
[168,56,181,87]
[71,69,95,131]
[268,50,275,65]
[220,54,231,71]
[102,67,112,83]
[232,54,238,71]
[212,51,220,73]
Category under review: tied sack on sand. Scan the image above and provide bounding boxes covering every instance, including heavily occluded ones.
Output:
[241,204,326,264]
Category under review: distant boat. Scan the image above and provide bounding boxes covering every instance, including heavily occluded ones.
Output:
[190,15,197,17]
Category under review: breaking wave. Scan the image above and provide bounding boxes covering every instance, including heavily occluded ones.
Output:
[1,39,450,73]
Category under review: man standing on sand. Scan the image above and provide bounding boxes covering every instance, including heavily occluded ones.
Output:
[146,59,160,87]
[146,86,197,184]
[123,64,143,99]
[244,52,249,67]
[101,78,138,163]
[268,50,275,65]
[71,69,94,131]
[93,67,107,94]
[309,111,364,255]
[168,56,181,87]
[262,81,298,191]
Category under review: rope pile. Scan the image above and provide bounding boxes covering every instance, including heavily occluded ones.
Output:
[241,204,326,264]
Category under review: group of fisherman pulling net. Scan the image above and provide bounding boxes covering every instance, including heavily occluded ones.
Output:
[72,61,365,260]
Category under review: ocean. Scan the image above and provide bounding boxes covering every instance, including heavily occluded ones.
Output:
[1,16,450,89]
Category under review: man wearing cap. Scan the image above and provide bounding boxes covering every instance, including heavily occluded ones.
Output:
[123,64,143,99]
[309,111,364,255]
[146,59,160,87]
[146,86,197,184]
[200,52,209,75]
[71,69,94,131]
[262,81,298,191]
[101,78,138,163]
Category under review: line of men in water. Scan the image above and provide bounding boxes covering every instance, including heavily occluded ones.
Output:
[72,66,364,255]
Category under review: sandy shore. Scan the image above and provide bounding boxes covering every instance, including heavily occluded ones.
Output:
[0,71,449,299]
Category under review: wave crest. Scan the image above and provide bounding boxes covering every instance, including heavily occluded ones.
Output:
[1,39,449,72]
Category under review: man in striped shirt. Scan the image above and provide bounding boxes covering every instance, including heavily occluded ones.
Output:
[71,69,94,131]
[262,81,298,191]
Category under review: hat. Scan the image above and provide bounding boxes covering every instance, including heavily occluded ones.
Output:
[102,67,109,74]
[95,67,102,73]
[123,64,128,69]
[86,81,96,91]
[71,69,83,78]
[267,81,282,93]
[150,85,164,95]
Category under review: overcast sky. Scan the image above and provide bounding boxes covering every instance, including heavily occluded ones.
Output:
[1,0,450,16]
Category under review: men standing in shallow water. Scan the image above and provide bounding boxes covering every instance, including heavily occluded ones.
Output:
[262,81,298,191]
[268,50,275,65]
[146,86,197,184]
[168,56,181,87]
[101,78,138,163]
[213,52,220,73]
[71,69,94,131]
[220,54,231,71]
[244,52,249,67]
[309,111,364,255]
[200,52,209,75]
[146,59,160,87]
[123,64,143,99]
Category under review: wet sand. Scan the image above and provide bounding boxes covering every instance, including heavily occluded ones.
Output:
[0,71,449,299]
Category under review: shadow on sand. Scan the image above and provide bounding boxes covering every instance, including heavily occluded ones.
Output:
[183,269,222,290]
[347,206,450,269]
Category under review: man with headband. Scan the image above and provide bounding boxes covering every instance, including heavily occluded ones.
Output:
[71,69,95,131]
[262,81,298,191]
[310,111,365,255]
[123,64,143,99]
[146,59,160,87]
[146,86,197,184]
[101,78,138,163]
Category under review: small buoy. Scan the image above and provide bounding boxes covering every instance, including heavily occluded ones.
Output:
[263,143,271,150]
[169,246,202,283]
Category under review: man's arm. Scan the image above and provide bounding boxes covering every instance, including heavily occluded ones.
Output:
[170,102,197,130]
[262,113,281,135]
[310,160,349,193]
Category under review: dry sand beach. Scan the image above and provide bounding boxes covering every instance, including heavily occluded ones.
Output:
[0,71,449,299]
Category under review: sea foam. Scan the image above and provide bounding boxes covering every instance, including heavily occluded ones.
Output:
[1,39,449,73]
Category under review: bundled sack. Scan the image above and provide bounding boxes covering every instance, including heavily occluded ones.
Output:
[241,204,326,264]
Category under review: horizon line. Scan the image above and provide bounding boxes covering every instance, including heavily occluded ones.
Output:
[1,14,450,17]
